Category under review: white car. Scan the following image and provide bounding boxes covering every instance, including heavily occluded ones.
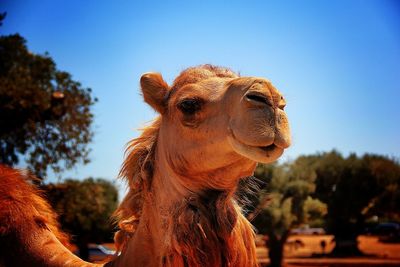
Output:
[88,244,115,262]
[290,225,325,235]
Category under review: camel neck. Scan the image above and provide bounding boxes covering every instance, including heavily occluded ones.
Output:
[111,137,257,266]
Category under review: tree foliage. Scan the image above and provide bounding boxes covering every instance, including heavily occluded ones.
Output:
[252,150,400,264]
[0,28,97,178]
[312,151,400,255]
[251,160,326,267]
[43,178,118,259]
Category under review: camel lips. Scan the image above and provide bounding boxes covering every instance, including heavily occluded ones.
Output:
[260,144,276,152]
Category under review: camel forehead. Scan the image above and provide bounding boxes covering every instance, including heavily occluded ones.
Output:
[169,65,277,96]
[231,77,272,87]
[169,76,276,103]
[171,65,238,91]
[172,77,232,99]
[230,77,281,96]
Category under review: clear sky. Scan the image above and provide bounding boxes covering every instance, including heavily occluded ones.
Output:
[1,0,399,193]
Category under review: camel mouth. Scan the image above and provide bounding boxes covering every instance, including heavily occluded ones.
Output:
[259,144,277,152]
[227,130,284,164]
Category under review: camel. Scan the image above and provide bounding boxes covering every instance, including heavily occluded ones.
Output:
[0,65,291,267]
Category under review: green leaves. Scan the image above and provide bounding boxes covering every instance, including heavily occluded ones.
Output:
[253,161,320,236]
[253,151,399,246]
[251,150,400,242]
[43,178,118,243]
[0,33,97,178]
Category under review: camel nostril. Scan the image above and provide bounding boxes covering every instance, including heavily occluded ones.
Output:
[245,93,272,106]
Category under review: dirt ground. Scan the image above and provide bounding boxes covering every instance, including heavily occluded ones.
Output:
[104,235,400,266]
[256,235,400,266]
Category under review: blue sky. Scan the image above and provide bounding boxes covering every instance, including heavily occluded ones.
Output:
[1,1,399,192]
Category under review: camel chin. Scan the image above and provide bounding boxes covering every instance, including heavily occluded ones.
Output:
[227,133,284,164]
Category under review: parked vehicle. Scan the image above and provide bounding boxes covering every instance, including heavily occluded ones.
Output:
[367,222,400,243]
[290,225,325,235]
[88,244,115,262]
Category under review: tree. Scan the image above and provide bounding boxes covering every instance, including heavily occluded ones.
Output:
[313,151,400,256]
[362,155,400,221]
[0,15,97,178]
[43,178,119,260]
[251,159,326,267]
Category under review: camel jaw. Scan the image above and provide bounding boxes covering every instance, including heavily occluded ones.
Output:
[227,132,284,164]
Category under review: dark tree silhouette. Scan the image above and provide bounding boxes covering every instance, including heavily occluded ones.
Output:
[0,14,97,178]
[250,151,400,266]
[43,178,118,261]
[313,151,400,256]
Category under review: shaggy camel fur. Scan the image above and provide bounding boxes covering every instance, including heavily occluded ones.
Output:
[0,65,290,267]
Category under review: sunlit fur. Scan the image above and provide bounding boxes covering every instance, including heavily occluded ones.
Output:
[0,165,70,247]
[112,65,290,266]
[0,165,81,267]
[114,118,161,251]
[113,120,258,267]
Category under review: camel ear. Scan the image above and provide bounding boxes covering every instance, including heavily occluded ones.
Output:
[140,72,170,114]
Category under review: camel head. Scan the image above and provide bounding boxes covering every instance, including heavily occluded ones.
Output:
[0,65,291,267]
[140,65,291,190]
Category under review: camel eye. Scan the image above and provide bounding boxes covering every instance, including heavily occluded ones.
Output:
[178,98,202,115]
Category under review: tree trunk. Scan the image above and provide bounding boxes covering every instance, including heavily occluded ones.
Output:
[77,235,90,261]
[331,235,363,257]
[330,216,364,257]
[267,233,287,267]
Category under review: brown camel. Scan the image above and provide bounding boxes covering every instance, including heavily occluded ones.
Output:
[0,65,290,267]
